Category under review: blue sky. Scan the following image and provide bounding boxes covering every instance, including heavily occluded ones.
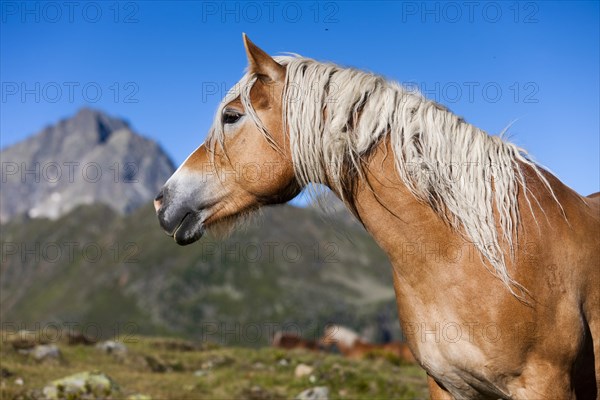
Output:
[1,1,599,195]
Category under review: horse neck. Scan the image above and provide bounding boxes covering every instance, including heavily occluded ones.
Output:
[338,136,580,313]
[343,138,463,288]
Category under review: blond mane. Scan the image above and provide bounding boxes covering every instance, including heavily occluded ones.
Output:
[207,55,559,294]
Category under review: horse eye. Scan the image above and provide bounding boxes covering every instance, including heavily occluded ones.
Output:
[222,109,243,125]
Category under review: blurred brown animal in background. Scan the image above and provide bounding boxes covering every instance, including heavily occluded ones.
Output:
[320,325,415,363]
[271,331,320,351]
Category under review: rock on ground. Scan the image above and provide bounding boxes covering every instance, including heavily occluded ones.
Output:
[42,371,118,399]
[95,340,128,355]
[294,363,314,378]
[31,344,61,362]
[295,386,329,400]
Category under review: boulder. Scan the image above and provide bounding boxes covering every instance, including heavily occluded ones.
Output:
[31,344,61,362]
[42,371,118,399]
[295,386,329,400]
[294,363,314,378]
[95,340,127,355]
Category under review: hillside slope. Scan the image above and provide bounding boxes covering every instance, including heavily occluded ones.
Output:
[1,202,399,345]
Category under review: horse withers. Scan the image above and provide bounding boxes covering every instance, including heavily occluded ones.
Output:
[155,35,599,399]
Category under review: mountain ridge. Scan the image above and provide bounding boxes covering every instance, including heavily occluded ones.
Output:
[1,108,175,223]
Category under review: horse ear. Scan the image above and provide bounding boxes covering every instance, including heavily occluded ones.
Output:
[243,33,284,82]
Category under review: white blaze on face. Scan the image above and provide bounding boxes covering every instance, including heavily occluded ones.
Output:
[165,142,204,187]
[161,142,220,221]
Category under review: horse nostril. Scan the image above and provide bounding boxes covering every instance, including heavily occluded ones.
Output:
[154,190,164,212]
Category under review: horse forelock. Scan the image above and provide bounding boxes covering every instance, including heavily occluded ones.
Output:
[206,54,561,296]
[206,56,297,156]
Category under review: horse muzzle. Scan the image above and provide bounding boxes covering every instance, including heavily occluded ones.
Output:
[154,187,206,245]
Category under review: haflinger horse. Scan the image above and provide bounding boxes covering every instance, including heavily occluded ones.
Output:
[320,324,416,364]
[155,34,599,399]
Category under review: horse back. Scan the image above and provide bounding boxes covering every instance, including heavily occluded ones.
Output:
[586,192,600,200]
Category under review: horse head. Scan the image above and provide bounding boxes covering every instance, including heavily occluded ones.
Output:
[155,35,299,245]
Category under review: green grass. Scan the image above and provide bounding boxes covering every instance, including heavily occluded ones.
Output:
[0,335,429,399]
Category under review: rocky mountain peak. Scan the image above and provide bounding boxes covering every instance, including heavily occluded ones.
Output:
[0,108,175,223]
[70,108,130,143]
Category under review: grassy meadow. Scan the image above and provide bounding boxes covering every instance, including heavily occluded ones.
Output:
[0,333,429,400]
